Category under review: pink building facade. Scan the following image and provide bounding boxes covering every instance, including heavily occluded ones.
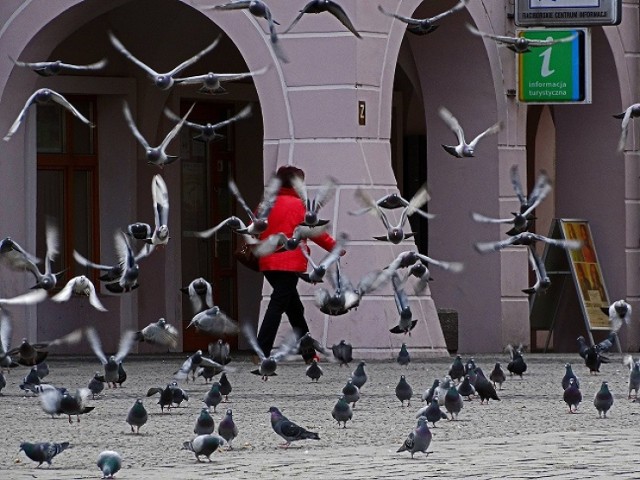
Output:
[0,0,638,355]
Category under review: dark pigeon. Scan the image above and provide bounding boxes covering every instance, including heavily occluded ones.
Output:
[88,372,105,399]
[444,385,463,420]
[126,399,148,434]
[269,406,319,447]
[489,362,506,390]
[561,363,579,391]
[506,344,527,378]
[594,381,613,418]
[219,373,232,401]
[417,398,448,427]
[306,359,323,382]
[19,441,70,467]
[331,397,353,428]
[397,416,432,459]
[448,355,465,381]
[194,407,215,435]
[331,340,353,366]
[563,378,582,413]
[146,384,175,412]
[421,379,440,404]
[397,343,410,367]
[342,379,360,407]
[396,375,413,406]
[203,382,222,412]
[297,332,328,364]
[218,409,238,449]
[474,368,500,404]
[350,361,367,389]
[456,375,475,400]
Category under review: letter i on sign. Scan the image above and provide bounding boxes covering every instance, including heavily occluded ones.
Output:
[539,40,555,78]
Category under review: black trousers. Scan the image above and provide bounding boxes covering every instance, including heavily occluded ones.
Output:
[257,271,308,356]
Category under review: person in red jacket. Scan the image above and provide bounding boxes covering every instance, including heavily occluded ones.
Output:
[257,165,338,357]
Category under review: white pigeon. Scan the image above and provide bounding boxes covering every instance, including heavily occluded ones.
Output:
[438,106,501,158]
[52,276,106,312]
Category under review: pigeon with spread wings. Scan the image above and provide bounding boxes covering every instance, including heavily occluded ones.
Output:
[378,0,467,36]
[439,106,501,158]
[466,24,578,54]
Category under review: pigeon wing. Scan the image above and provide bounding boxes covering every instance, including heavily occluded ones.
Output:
[242,324,266,360]
[159,103,194,151]
[122,101,151,150]
[109,31,160,78]
[152,174,170,228]
[86,327,108,364]
[167,35,222,76]
[4,90,40,141]
[49,91,93,127]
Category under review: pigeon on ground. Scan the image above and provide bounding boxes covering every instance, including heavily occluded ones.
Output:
[19,441,70,467]
[97,450,121,478]
[187,306,238,337]
[182,434,224,462]
[194,407,215,435]
[594,381,613,418]
[614,103,640,152]
[0,372,5,394]
[448,355,465,381]
[88,372,105,399]
[243,325,297,381]
[127,399,148,434]
[577,336,608,374]
[8,329,83,367]
[466,23,577,54]
[20,367,41,391]
[181,278,214,313]
[228,176,281,237]
[299,233,347,283]
[174,65,268,94]
[51,275,106,311]
[218,409,238,448]
[170,381,189,407]
[351,361,368,389]
[563,378,582,413]
[397,343,410,367]
[290,176,336,228]
[331,396,353,428]
[562,363,579,391]
[602,300,632,332]
[109,31,220,90]
[439,106,501,158]
[208,1,288,63]
[389,273,418,335]
[342,379,361,407]
[421,379,440,404]
[306,359,323,382]
[331,340,353,366]
[474,368,501,404]
[87,328,136,388]
[123,101,194,167]
[175,350,228,382]
[35,361,49,380]
[297,332,329,364]
[489,362,506,389]
[396,375,413,406]
[203,382,223,412]
[397,416,432,458]
[208,339,231,366]
[623,355,640,399]
[416,397,448,427]
[219,373,232,401]
[146,384,175,412]
[457,376,475,400]
[41,388,94,423]
[475,232,581,254]
[378,0,467,35]
[506,344,527,378]
[4,89,93,141]
[444,385,463,420]
[10,56,106,76]
[134,318,179,349]
[285,0,361,38]
[197,364,223,383]
[437,377,453,406]
[269,406,320,447]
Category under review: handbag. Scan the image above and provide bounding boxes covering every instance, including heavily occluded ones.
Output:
[234,239,260,272]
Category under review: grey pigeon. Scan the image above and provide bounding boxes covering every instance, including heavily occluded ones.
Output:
[97,450,121,478]
[624,355,640,398]
[439,105,501,158]
[173,65,268,94]
[182,434,224,462]
[349,189,434,220]
[602,300,632,332]
[123,102,194,167]
[170,381,189,407]
[384,251,463,293]
[48,388,94,423]
[208,339,231,365]
[291,176,336,227]
[51,275,106,311]
[448,355,465,381]
[134,318,179,349]
[88,373,104,399]
[0,237,40,271]
[218,409,238,448]
[181,277,214,313]
[23,218,64,290]
[417,398,447,427]
[8,329,83,367]
[203,382,223,412]
[562,363,579,391]
[194,215,249,240]
[563,377,582,413]
[421,379,440,404]
[331,340,353,366]
[594,381,613,418]
[285,0,361,38]
[306,359,323,382]
[243,324,297,381]
[378,0,467,35]
[19,441,70,467]
[331,397,353,428]
[489,362,506,390]
[36,362,49,380]
[10,56,106,76]
[396,375,413,406]
[126,399,148,434]
[300,233,347,283]
[397,416,432,458]
[457,375,475,400]
[146,384,174,412]
[522,246,551,294]
[444,385,463,420]
[269,406,320,447]
[614,103,640,152]
[315,264,389,315]
[228,176,281,237]
[194,407,215,435]
[87,328,136,388]
[219,373,232,401]
[467,23,577,54]
[254,225,330,258]
[476,231,581,254]
[350,361,367,389]
[109,31,220,90]
[474,368,500,404]
[188,306,238,337]
[397,343,410,367]
[389,273,418,334]
[342,379,361,407]
[437,377,453,404]
[175,350,227,382]
[595,332,617,354]
[4,89,93,141]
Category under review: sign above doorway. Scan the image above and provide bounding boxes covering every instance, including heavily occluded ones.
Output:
[515,0,622,27]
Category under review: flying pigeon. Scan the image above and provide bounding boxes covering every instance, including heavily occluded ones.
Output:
[331,340,353,366]
[194,407,215,435]
[0,237,40,272]
[146,384,175,412]
[4,89,93,141]
[466,23,578,54]
[165,105,252,143]
[563,377,582,413]
[475,231,581,254]
[243,325,297,380]
[24,217,64,290]
[97,450,121,479]
[19,441,70,467]
[8,328,83,367]
[134,318,179,349]
[187,306,238,337]
[439,106,501,158]
[10,56,107,76]
[0,290,48,309]
[331,397,353,428]
[602,300,632,332]
[175,350,228,382]
[42,387,94,423]
[389,273,418,335]
[109,31,220,90]
[127,399,148,434]
[123,101,194,167]
[296,332,329,364]
[182,434,224,462]
[218,408,239,448]
[285,0,361,38]
[594,381,613,418]
[614,103,640,153]
[208,1,289,63]
[269,406,320,447]
[86,328,136,388]
[208,339,231,366]
[397,416,432,458]
[175,68,268,95]
[378,0,467,35]
[522,246,551,295]
[181,278,214,314]
[193,215,249,240]
[51,275,106,311]
[290,176,337,228]
[228,176,281,237]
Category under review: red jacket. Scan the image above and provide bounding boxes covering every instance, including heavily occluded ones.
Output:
[259,187,337,272]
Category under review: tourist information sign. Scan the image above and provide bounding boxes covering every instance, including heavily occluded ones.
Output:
[516,0,621,27]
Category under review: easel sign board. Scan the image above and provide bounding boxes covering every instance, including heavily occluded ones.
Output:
[560,219,610,330]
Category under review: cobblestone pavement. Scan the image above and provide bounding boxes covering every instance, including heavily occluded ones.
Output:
[1,353,639,479]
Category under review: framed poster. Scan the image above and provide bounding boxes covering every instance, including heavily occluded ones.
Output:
[560,219,610,329]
